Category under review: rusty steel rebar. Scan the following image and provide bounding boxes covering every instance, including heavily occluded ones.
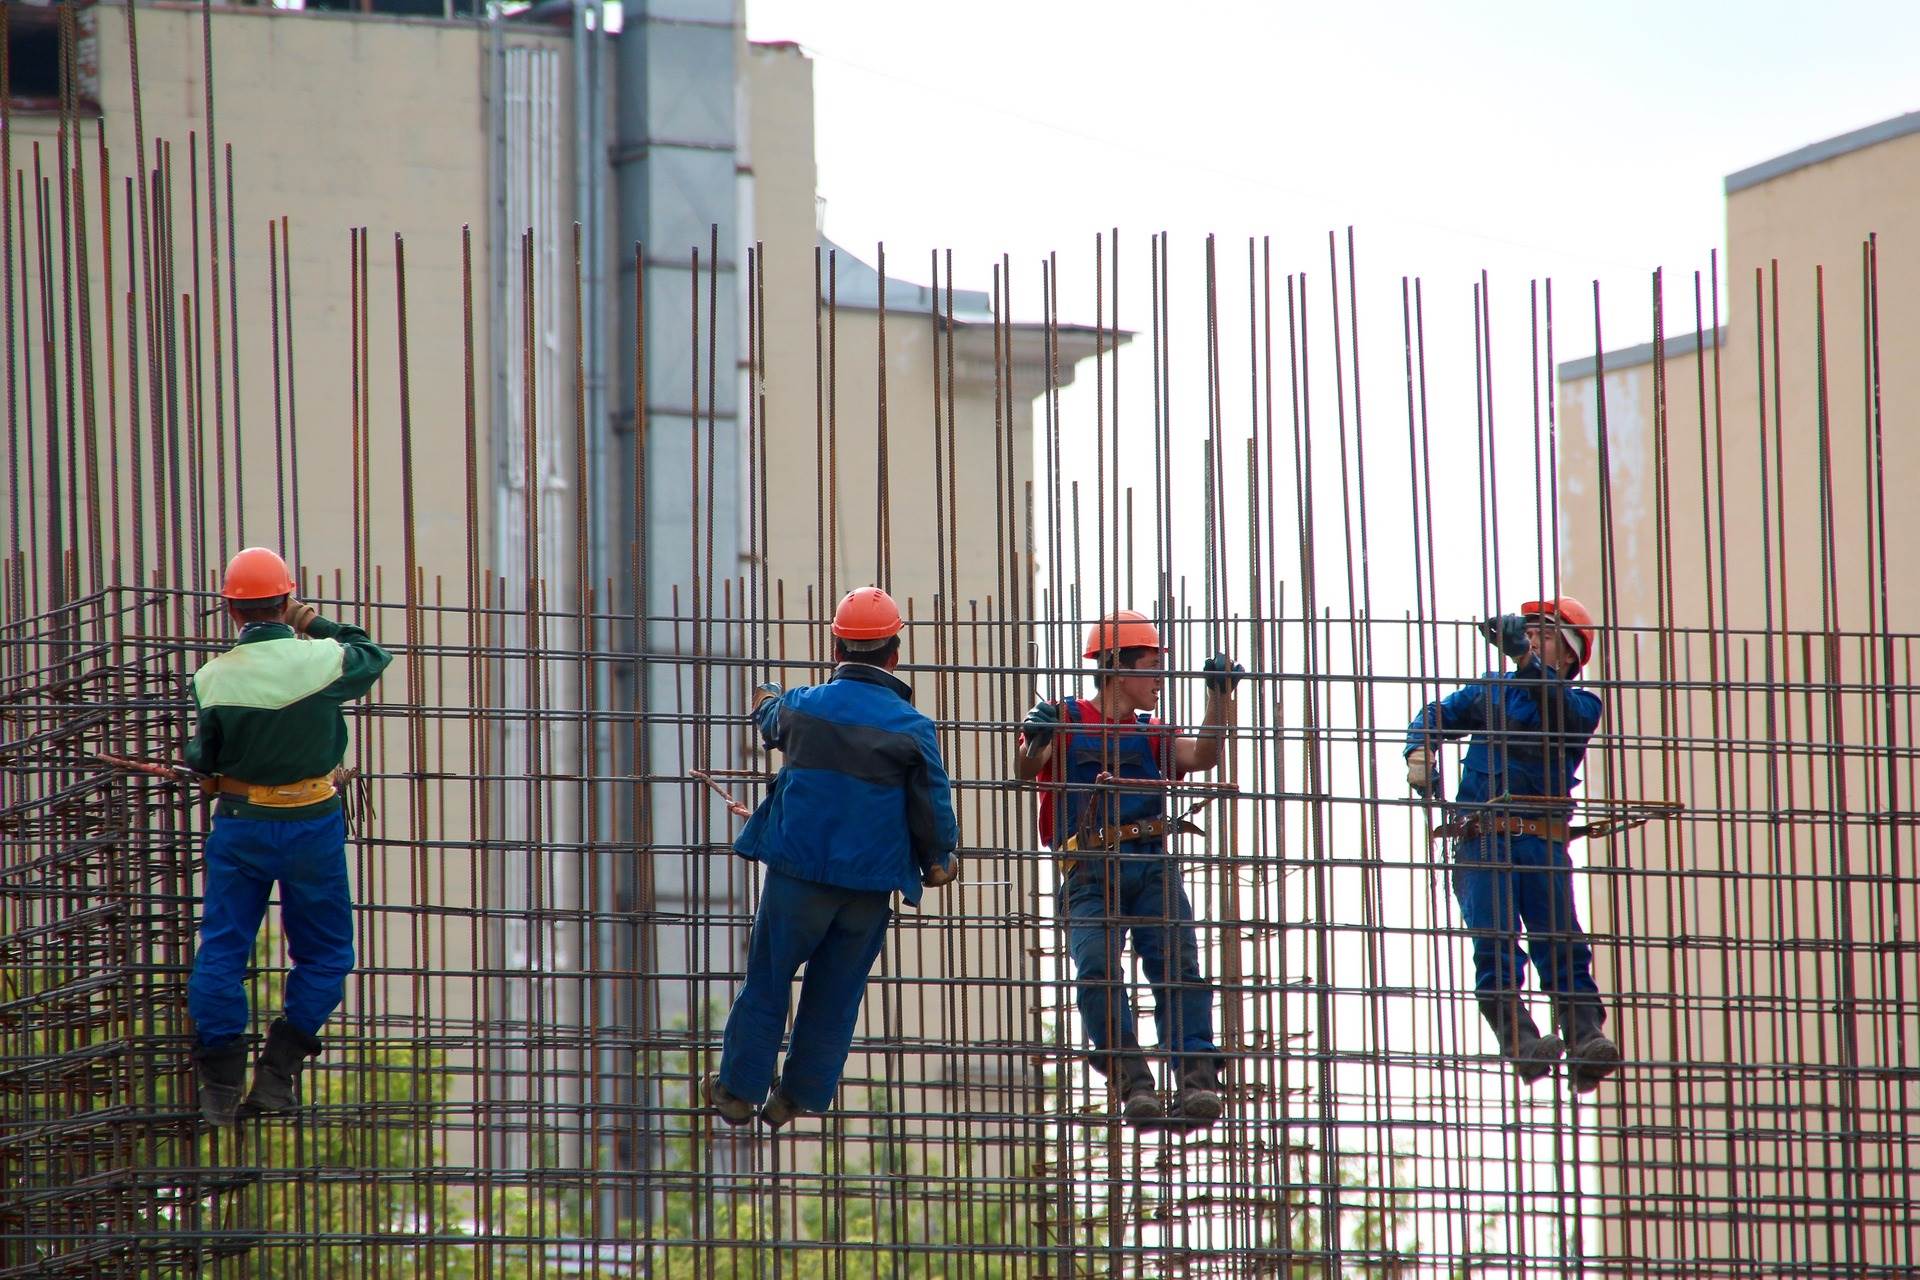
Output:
[1,6,1918,1279]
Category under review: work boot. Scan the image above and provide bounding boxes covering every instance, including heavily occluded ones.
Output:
[703,1073,755,1128]
[758,1085,810,1130]
[1114,1057,1163,1122]
[1173,1061,1224,1125]
[1556,1000,1621,1093]
[1477,996,1564,1084]
[242,1018,323,1115]
[193,1038,250,1127]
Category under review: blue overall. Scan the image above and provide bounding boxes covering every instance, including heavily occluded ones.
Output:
[1051,700,1218,1078]
[717,869,892,1111]
[1406,663,1605,1010]
[721,663,960,1109]
[188,810,356,1048]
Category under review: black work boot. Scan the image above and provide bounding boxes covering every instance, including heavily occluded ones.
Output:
[1173,1061,1224,1125]
[1114,1057,1163,1122]
[1556,999,1620,1093]
[1477,996,1565,1084]
[193,1038,250,1127]
[703,1073,755,1128]
[242,1018,323,1115]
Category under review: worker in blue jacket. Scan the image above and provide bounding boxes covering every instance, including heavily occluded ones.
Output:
[1405,595,1619,1092]
[706,586,961,1129]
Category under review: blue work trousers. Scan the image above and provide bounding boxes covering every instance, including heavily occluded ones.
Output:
[1451,834,1599,1002]
[1061,856,1219,1078]
[718,869,893,1112]
[188,811,355,1049]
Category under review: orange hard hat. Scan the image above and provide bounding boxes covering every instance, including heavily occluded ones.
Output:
[832,586,903,640]
[1083,609,1163,659]
[1520,595,1597,670]
[221,547,295,601]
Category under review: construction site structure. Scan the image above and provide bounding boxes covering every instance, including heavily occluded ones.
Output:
[2,3,1917,1277]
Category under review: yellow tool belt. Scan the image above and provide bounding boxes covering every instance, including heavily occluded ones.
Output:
[1435,814,1570,843]
[210,774,338,808]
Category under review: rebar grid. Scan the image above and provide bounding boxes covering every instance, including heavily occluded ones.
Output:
[2,4,1917,1278]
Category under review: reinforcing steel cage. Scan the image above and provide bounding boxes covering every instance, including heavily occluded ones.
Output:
[3,4,1918,1277]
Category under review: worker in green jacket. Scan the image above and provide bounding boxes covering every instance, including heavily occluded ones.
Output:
[185,547,392,1125]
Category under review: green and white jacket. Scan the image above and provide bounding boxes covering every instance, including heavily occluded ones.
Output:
[183,616,393,820]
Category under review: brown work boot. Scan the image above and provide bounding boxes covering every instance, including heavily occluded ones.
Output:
[1553,999,1620,1092]
[1173,1062,1224,1125]
[759,1085,811,1130]
[1114,1057,1163,1122]
[1478,996,1564,1084]
[1555,999,1620,1093]
[704,1073,755,1127]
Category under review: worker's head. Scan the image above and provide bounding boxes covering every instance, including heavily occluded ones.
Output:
[1093,646,1164,712]
[220,547,296,629]
[1084,611,1164,711]
[834,633,901,670]
[831,586,903,670]
[1519,595,1596,677]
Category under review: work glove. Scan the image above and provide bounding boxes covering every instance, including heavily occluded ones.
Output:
[752,682,782,710]
[285,599,319,635]
[922,852,961,889]
[1022,699,1064,745]
[1202,653,1247,695]
[1479,614,1532,662]
[1406,748,1438,798]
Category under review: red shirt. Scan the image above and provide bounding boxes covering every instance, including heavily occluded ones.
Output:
[1027,698,1184,847]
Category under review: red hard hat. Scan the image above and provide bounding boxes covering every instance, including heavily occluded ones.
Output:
[832,586,903,640]
[1083,609,1163,659]
[221,547,295,601]
[1520,595,1597,670]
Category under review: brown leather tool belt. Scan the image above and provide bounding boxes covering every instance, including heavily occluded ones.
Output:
[1076,816,1178,851]
[1435,813,1571,843]
[211,774,338,808]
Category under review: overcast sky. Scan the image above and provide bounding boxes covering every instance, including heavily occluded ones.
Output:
[747,0,1919,351]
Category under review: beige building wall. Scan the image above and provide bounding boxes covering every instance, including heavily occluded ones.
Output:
[1,3,588,1170]
[1557,115,1920,1270]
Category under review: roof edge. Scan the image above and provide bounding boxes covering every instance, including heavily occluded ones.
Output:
[1557,326,1724,383]
[1725,109,1920,195]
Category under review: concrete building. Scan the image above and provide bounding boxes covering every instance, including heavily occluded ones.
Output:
[1557,111,1920,1270]
[1,0,1107,1191]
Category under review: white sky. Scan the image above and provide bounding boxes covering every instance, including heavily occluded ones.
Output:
[748,0,1920,351]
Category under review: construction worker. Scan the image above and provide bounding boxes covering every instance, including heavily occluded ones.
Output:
[1018,610,1244,1125]
[1404,596,1619,1092]
[706,586,960,1129]
[185,547,392,1125]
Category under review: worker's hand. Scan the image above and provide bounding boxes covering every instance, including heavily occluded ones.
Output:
[752,682,782,712]
[922,852,961,889]
[285,598,319,635]
[1022,699,1064,747]
[1479,614,1532,662]
[1202,653,1247,696]
[1406,748,1438,798]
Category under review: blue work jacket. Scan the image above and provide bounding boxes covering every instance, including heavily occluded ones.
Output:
[736,663,960,906]
[1404,662,1603,816]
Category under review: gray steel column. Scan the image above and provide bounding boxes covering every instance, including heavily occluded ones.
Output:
[611,0,743,1183]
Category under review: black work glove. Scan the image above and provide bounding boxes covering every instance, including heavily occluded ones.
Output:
[1479,614,1532,662]
[1022,699,1064,745]
[1202,653,1247,695]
